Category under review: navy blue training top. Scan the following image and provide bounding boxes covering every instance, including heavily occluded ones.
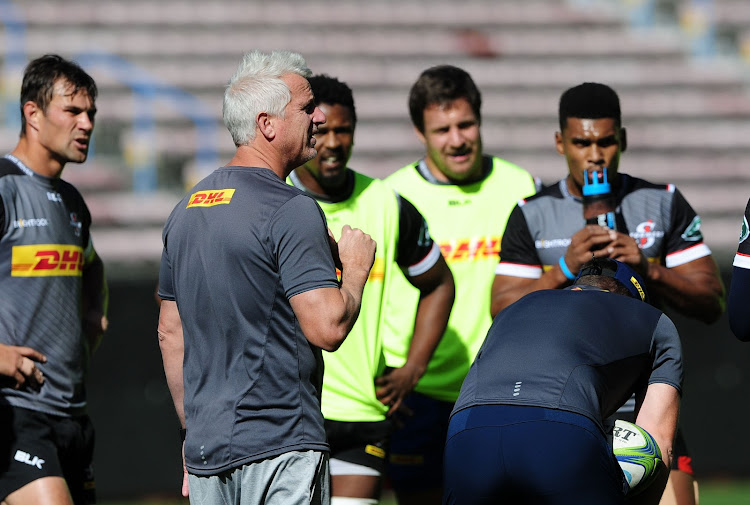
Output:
[453,286,683,432]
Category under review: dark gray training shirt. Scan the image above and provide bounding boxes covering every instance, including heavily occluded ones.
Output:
[0,156,94,417]
[159,166,340,475]
[453,286,683,432]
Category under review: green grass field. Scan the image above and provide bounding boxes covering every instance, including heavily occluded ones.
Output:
[101,480,750,505]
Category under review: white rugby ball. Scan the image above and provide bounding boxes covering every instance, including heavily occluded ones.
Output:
[612,419,662,493]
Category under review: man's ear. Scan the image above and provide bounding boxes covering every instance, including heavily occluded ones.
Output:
[413,126,427,146]
[23,101,41,133]
[554,131,565,156]
[257,112,275,141]
[620,127,627,153]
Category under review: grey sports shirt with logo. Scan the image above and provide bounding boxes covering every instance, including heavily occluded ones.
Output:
[496,174,711,281]
[159,166,340,476]
[452,287,683,432]
[0,156,94,417]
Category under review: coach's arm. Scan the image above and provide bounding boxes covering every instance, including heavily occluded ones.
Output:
[157,299,189,498]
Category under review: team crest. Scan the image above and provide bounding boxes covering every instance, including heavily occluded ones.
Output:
[632,220,664,250]
[740,216,749,244]
[69,212,82,237]
[680,216,703,242]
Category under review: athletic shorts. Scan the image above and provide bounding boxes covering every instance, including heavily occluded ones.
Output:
[387,392,453,492]
[188,450,329,505]
[0,406,96,504]
[444,405,627,505]
[324,419,392,475]
[608,410,694,474]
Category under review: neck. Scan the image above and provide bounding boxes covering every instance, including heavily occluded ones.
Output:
[293,167,353,203]
[11,137,65,178]
[227,144,286,179]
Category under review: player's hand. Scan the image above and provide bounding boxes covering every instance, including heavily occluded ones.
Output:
[375,364,421,416]
[603,231,650,277]
[0,344,46,389]
[563,225,618,275]
[336,224,376,277]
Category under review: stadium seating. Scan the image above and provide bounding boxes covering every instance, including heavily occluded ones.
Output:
[4,0,750,264]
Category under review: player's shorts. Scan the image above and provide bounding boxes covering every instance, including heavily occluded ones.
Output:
[386,392,453,492]
[0,406,96,504]
[609,409,693,474]
[444,404,627,505]
[324,419,392,476]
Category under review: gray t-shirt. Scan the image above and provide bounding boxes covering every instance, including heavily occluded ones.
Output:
[453,286,682,432]
[0,156,94,417]
[159,165,339,475]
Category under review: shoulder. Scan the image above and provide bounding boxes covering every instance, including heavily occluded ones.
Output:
[0,158,24,179]
[385,162,420,185]
[518,180,565,207]
[621,174,675,197]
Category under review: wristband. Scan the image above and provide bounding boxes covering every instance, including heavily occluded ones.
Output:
[558,256,575,281]
[179,428,186,443]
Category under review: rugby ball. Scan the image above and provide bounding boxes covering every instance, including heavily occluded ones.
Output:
[613,420,662,493]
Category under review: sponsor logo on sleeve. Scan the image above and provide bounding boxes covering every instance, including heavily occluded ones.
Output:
[11,244,84,277]
[187,189,235,208]
[12,218,49,229]
[680,216,703,242]
[739,216,749,244]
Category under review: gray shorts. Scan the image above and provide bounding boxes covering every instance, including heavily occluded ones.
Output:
[187,450,330,505]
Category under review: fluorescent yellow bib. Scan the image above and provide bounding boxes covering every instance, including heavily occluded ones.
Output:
[292,171,399,421]
[384,157,536,402]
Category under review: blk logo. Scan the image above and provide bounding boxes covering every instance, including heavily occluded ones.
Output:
[14,450,45,469]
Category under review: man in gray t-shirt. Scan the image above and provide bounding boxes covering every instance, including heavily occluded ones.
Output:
[158,51,376,505]
[445,258,681,505]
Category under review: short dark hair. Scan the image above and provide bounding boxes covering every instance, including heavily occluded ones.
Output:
[408,65,481,133]
[19,54,98,136]
[558,82,620,131]
[308,74,356,126]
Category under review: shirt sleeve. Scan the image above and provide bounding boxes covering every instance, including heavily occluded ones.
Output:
[663,187,712,268]
[728,197,750,341]
[271,194,339,299]
[648,313,683,394]
[494,203,543,279]
[158,247,175,301]
[396,195,441,277]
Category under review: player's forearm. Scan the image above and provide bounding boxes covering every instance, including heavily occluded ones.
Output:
[158,301,186,425]
[82,254,109,352]
[407,272,454,376]
[646,263,725,324]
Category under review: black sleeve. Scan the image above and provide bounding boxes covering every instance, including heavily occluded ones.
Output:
[395,195,436,269]
[729,267,750,342]
[0,195,4,235]
[498,204,540,266]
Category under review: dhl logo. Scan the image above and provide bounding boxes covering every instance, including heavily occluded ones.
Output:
[187,189,235,208]
[11,244,84,277]
[440,237,500,262]
[335,258,385,283]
